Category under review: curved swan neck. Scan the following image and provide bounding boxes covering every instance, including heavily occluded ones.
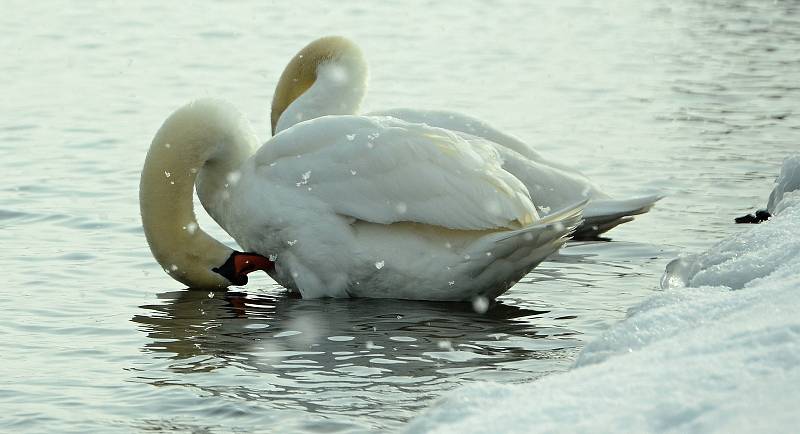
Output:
[140,99,257,289]
[271,36,368,134]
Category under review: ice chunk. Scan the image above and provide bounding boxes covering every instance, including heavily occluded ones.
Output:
[767,154,800,213]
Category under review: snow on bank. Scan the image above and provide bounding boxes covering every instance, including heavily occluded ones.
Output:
[767,154,800,214]
[404,157,800,434]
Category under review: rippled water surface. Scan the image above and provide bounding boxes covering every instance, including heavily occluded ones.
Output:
[2,1,799,432]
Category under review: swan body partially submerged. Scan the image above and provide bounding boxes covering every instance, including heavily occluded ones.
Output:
[140,100,583,299]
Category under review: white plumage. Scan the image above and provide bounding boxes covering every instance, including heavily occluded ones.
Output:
[214,112,583,299]
[272,37,661,238]
[256,116,538,230]
[141,99,583,299]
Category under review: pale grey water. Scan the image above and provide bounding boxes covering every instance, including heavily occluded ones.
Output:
[1,1,798,432]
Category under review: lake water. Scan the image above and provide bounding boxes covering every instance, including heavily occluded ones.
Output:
[2,0,798,432]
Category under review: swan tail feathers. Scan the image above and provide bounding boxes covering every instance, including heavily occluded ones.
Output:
[464,200,585,299]
[497,199,585,242]
[574,194,662,239]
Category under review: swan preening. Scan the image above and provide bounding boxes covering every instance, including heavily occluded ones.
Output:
[140,36,660,299]
[141,101,582,299]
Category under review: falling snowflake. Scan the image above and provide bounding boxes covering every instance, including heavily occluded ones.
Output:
[326,64,348,84]
[374,260,385,269]
[287,240,298,246]
[472,296,489,314]
[226,171,242,185]
[296,170,311,187]
[484,200,501,216]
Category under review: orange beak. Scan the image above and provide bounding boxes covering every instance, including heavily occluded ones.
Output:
[233,253,274,276]
[213,251,274,286]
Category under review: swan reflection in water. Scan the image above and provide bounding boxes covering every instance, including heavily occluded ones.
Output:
[131,288,581,422]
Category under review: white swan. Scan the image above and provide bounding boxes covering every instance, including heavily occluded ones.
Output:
[271,36,661,238]
[140,99,584,299]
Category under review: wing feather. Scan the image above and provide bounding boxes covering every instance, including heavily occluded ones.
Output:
[254,115,538,230]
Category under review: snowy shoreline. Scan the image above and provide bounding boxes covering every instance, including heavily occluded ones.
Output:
[404,156,800,433]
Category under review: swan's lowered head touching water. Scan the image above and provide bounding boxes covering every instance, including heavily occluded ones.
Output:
[140,98,584,299]
[139,103,274,289]
[272,36,662,239]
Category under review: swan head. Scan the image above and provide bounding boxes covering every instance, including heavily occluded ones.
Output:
[140,99,274,290]
[142,216,273,289]
[271,35,368,134]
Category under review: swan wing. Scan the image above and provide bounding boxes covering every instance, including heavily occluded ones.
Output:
[367,108,548,161]
[369,107,595,178]
[253,115,538,230]
[368,109,663,238]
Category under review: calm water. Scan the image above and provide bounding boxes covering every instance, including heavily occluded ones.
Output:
[2,1,798,432]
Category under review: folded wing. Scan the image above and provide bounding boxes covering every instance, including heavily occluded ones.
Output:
[254,115,539,230]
